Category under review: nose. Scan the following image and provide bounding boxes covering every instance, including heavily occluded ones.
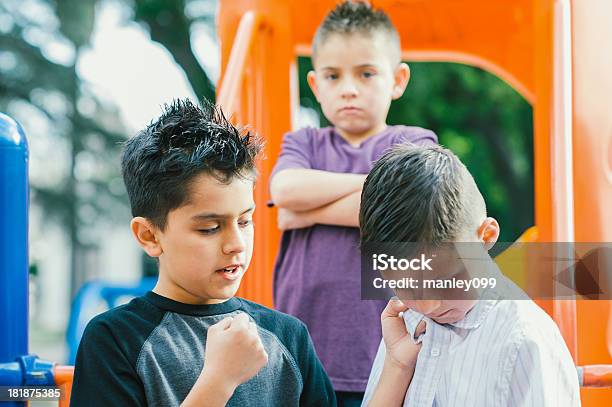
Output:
[340,77,358,99]
[222,223,246,255]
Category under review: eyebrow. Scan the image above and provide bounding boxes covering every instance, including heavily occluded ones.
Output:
[191,205,256,221]
[320,64,379,71]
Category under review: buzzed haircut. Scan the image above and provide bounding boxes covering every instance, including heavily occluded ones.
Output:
[121,99,263,230]
[312,0,401,63]
[359,144,484,245]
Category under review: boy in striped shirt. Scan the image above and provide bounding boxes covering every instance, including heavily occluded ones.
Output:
[359,144,580,406]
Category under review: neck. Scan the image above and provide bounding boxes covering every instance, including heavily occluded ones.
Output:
[153,274,226,305]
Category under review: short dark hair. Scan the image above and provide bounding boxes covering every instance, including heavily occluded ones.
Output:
[312,0,400,63]
[360,144,481,245]
[121,99,263,230]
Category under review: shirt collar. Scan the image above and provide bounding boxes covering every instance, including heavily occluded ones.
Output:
[403,309,426,341]
[447,298,498,330]
[143,291,243,316]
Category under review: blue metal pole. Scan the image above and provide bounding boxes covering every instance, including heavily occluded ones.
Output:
[0,113,29,406]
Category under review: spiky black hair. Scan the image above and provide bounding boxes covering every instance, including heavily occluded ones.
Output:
[121,99,263,229]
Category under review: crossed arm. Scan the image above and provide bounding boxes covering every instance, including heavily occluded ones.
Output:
[270,168,367,230]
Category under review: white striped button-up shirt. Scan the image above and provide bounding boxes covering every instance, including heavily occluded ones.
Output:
[362,282,581,406]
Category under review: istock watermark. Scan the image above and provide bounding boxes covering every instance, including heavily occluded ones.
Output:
[361,242,612,301]
[371,253,433,271]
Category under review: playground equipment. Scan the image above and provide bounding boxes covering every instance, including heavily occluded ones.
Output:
[0,116,150,403]
[216,0,612,404]
[0,113,72,406]
[1,0,611,405]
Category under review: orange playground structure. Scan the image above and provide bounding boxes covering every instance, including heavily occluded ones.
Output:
[217,0,612,404]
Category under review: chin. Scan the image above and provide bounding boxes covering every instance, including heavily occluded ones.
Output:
[216,288,237,299]
[335,121,371,134]
[221,285,241,299]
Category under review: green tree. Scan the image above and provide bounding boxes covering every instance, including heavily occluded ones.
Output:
[128,0,217,102]
[0,0,129,295]
[1,0,220,295]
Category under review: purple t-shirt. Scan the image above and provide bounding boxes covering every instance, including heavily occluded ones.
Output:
[271,125,438,392]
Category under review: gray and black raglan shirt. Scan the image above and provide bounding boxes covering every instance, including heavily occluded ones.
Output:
[71,292,336,406]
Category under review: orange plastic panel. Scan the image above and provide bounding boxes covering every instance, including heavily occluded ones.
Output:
[571,0,612,404]
[218,0,295,308]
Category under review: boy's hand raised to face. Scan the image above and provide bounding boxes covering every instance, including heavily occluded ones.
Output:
[381,299,423,371]
[182,313,268,407]
[367,299,423,406]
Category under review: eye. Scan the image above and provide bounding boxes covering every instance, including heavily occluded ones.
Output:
[325,73,338,80]
[239,219,253,228]
[362,71,375,78]
[198,226,220,235]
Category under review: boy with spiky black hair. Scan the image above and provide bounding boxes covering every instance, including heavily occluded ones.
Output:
[270,1,437,404]
[71,99,336,407]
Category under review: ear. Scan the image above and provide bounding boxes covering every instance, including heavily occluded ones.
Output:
[307,71,321,102]
[130,217,163,257]
[477,217,500,250]
[391,62,410,100]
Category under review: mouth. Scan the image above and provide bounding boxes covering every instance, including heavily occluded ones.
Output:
[339,106,361,113]
[216,264,243,280]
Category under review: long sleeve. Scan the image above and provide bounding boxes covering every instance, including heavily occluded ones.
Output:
[506,336,581,407]
[361,340,386,406]
[295,322,337,407]
[70,317,146,406]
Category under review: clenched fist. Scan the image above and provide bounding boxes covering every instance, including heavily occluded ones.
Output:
[181,313,268,407]
[205,313,269,386]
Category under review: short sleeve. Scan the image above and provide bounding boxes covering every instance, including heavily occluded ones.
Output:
[271,130,314,179]
[70,318,146,406]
